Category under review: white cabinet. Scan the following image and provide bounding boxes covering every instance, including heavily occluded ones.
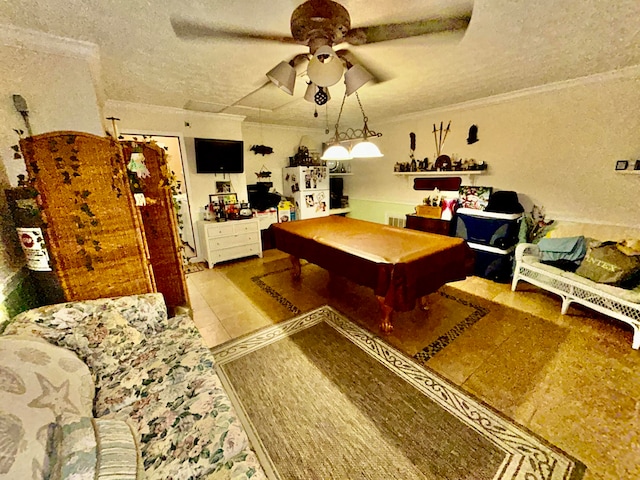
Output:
[197,219,262,268]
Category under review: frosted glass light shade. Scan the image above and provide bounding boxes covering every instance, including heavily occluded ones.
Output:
[344,64,374,96]
[307,46,344,87]
[351,140,383,158]
[266,61,296,95]
[321,144,352,161]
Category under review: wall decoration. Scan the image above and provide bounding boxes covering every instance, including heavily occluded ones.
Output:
[216,181,232,193]
[467,124,479,144]
[250,144,274,156]
[432,121,451,157]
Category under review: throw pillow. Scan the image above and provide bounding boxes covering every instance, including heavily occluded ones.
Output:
[537,236,588,271]
[575,241,640,285]
[49,415,142,480]
[0,336,94,479]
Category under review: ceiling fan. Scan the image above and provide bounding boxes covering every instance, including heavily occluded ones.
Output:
[171,0,472,104]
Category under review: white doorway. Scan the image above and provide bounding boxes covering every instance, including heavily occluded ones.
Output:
[120,133,197,260]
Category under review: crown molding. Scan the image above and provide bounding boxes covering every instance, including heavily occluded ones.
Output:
[386,64,640,125]
[242,121,325,135]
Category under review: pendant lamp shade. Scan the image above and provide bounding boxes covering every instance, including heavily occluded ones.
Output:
[321,144,352,161]
[304,82,331,104]
[351,140,383,158]
[344,64,374,96]
[307,46,344,87]
[266,61,296,95]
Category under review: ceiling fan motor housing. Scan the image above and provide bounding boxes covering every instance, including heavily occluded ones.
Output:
[291,0,351,51]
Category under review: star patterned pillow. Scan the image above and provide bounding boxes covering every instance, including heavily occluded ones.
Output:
[0,336,94,479]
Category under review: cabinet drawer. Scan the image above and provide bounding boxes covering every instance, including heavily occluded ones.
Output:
[212,243,261,263]
[233,222,258,235]
[209,232,259,249]
[204,223,234,238]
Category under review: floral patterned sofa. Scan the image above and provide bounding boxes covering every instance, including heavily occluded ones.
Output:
[0,293,265,479]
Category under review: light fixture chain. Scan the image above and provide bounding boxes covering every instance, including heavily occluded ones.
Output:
[355,91,368,122]
[334,91,347,134]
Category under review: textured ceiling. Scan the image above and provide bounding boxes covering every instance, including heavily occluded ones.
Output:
[2,0,639,129]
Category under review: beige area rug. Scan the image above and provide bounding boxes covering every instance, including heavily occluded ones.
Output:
[212,307,586,480]
[221,256,495,360]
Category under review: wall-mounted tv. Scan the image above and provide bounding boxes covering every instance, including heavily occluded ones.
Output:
[194,138,244,173]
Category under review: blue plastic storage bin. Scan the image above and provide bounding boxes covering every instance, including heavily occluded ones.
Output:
[468,242,515,283]
[454,208,522,249]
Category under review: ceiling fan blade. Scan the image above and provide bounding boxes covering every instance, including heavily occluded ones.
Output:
[344,14,471,45]
[170,16,300,44]
[335,49,392,84]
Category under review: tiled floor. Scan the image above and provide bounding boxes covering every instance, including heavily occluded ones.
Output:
[187,249,640,480]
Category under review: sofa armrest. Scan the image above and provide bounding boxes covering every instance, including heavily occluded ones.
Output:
[515,243,541,261]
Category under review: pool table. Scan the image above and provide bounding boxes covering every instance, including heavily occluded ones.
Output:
[271,215,475,333]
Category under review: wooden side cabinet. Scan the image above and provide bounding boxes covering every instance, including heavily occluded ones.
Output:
[405,214,452,236]
[198,218,263,268]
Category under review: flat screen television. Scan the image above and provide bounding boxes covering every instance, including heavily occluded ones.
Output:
[194,138,244,173]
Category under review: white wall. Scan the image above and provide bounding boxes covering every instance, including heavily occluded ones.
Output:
[241,122,326,194]
[347,67,640,228]
[0,26,103,288]
[105,103,325,260]
[104,101,246,216]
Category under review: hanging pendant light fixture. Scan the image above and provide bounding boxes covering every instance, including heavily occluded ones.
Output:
[350,91,383,158]
[321,90,383,161]
[321,91,351,161]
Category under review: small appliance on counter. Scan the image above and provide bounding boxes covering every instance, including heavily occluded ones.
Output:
[238,203,253,219]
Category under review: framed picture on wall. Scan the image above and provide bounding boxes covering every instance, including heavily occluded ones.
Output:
[216,181,232,193]
[615,160,629,171]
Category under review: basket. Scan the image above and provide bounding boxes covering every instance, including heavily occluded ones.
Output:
[416,205,442,218]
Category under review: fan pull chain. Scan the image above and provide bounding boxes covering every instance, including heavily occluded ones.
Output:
[325,104,330,134]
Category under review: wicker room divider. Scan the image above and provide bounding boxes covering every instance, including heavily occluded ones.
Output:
[121,141,189,315]
[20,131,156,301]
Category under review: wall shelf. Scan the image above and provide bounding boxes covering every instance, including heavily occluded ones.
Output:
[616,170,640,175]
[330,173,353,176]
[393,171,485,176]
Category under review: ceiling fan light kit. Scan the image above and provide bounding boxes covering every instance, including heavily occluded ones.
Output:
[307,46,344,87]
[344,64,374,96]
[266,61,296,95]
[173,0,471,108]
[304,82,331,105]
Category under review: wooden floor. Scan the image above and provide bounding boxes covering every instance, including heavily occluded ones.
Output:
[186,249,640,480]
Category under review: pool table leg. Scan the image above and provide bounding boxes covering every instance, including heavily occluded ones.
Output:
[289,255,301,281]
[376,295,394,334]
[419,295,430,311]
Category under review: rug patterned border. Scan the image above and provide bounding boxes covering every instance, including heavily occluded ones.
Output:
[250,265,490,360]
[213,306,586,480]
